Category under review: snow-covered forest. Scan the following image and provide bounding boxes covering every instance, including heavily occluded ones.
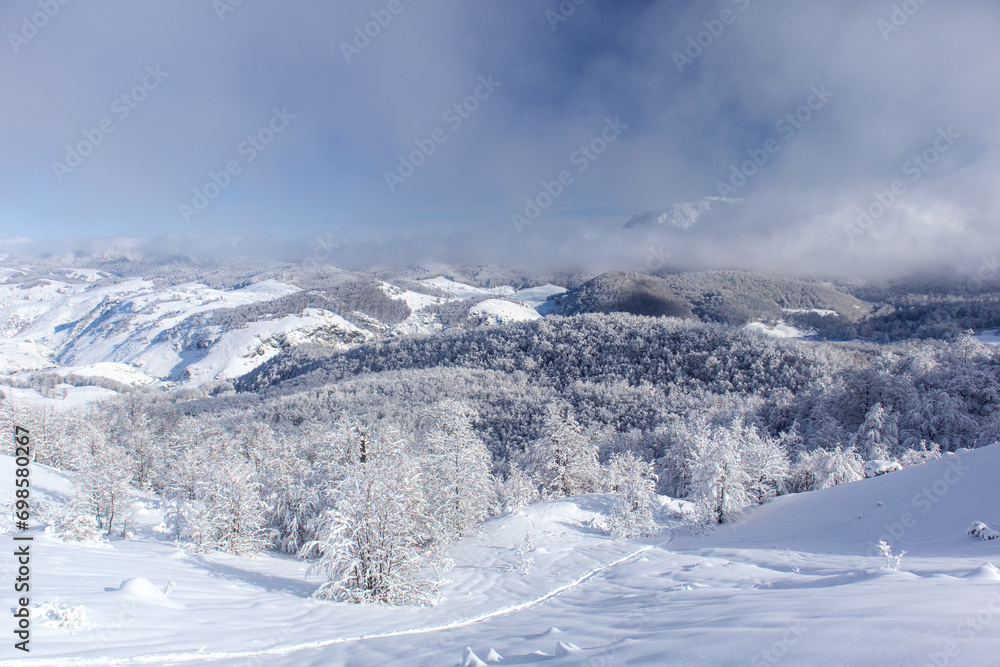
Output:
[7,263,1000,606]
[3,256,1000,664]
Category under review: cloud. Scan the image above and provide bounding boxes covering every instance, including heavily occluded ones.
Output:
[0,0,997,278]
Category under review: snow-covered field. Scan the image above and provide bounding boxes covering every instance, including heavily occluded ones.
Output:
[4,446,999,665]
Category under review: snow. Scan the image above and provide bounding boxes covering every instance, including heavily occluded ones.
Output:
[468,299,541,325]
[5,445,1000,665]
[136,308,369,384]
[865,459,903,477]
[782,307,839,317]
[745,321,814,338]
[0,340,54,373]
[0,269,569,403]
[976,329,1000,345]
[0,384,120,410]
[380,281,449,312]
[421,277,516,301]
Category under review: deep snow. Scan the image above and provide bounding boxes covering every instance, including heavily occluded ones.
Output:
[2,446,999,665]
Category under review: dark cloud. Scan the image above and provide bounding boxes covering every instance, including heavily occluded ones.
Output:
[1,0,997,277]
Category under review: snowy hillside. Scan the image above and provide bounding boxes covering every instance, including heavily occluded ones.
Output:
[4,445,999,665]
[0,262,567,402]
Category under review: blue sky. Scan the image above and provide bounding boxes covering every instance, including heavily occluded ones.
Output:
[1,1,998,276]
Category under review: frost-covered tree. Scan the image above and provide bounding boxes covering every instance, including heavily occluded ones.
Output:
[740,426,790,505]
[302,448,450,606]
[606,452,658,539]
[523,405,600,499]
[853,403,898,460]
[173,459,270,555]
[73,423,134,538]
[685,420,753,525]
[418,400,494,540]
[496,462,538,514]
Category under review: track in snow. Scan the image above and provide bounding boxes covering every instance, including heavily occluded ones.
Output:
[3,529,675,666]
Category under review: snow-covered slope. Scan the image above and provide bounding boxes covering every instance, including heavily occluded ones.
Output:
[5,446,1000,665]
[0,268,569,398]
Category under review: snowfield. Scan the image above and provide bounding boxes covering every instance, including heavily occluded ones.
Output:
[4,446,1000,665]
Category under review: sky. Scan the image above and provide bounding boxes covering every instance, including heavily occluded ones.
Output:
[1,0,998,277]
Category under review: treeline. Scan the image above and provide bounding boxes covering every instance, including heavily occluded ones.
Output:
[238,313,831,396]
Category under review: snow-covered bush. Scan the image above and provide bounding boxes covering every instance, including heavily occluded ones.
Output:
[35,597,92,634]
[789,446,864,492]
[864,460,902,478]
[515,532,535,574]
[968,521,1000,540]
[49,511,107,545]
[877,540,906,570]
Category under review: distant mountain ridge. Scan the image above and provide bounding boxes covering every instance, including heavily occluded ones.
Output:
[554,270,869,325]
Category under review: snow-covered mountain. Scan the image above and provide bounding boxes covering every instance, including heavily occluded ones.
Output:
[0,259,567,399]
[623,196,742,230]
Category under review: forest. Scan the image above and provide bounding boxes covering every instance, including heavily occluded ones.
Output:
[11,307,1000,605]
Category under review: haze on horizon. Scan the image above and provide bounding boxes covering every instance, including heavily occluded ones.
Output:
[1,1,998,278]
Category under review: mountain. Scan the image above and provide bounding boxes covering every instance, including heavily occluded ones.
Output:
[623,197,742,230]
[0,257,568,397]
[554,270,869,325]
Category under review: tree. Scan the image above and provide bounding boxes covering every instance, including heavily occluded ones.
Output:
[853,403,898,460]
[302,450,450,606]
[496,462,537,513]
[606,452,658,539]
[173,459,270,555]
[686,423,752,525]
[73,423,134,538]
[418,401,494,540]
[789,446,864,492]
[740,425,790,505]
[523,405,599,499]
